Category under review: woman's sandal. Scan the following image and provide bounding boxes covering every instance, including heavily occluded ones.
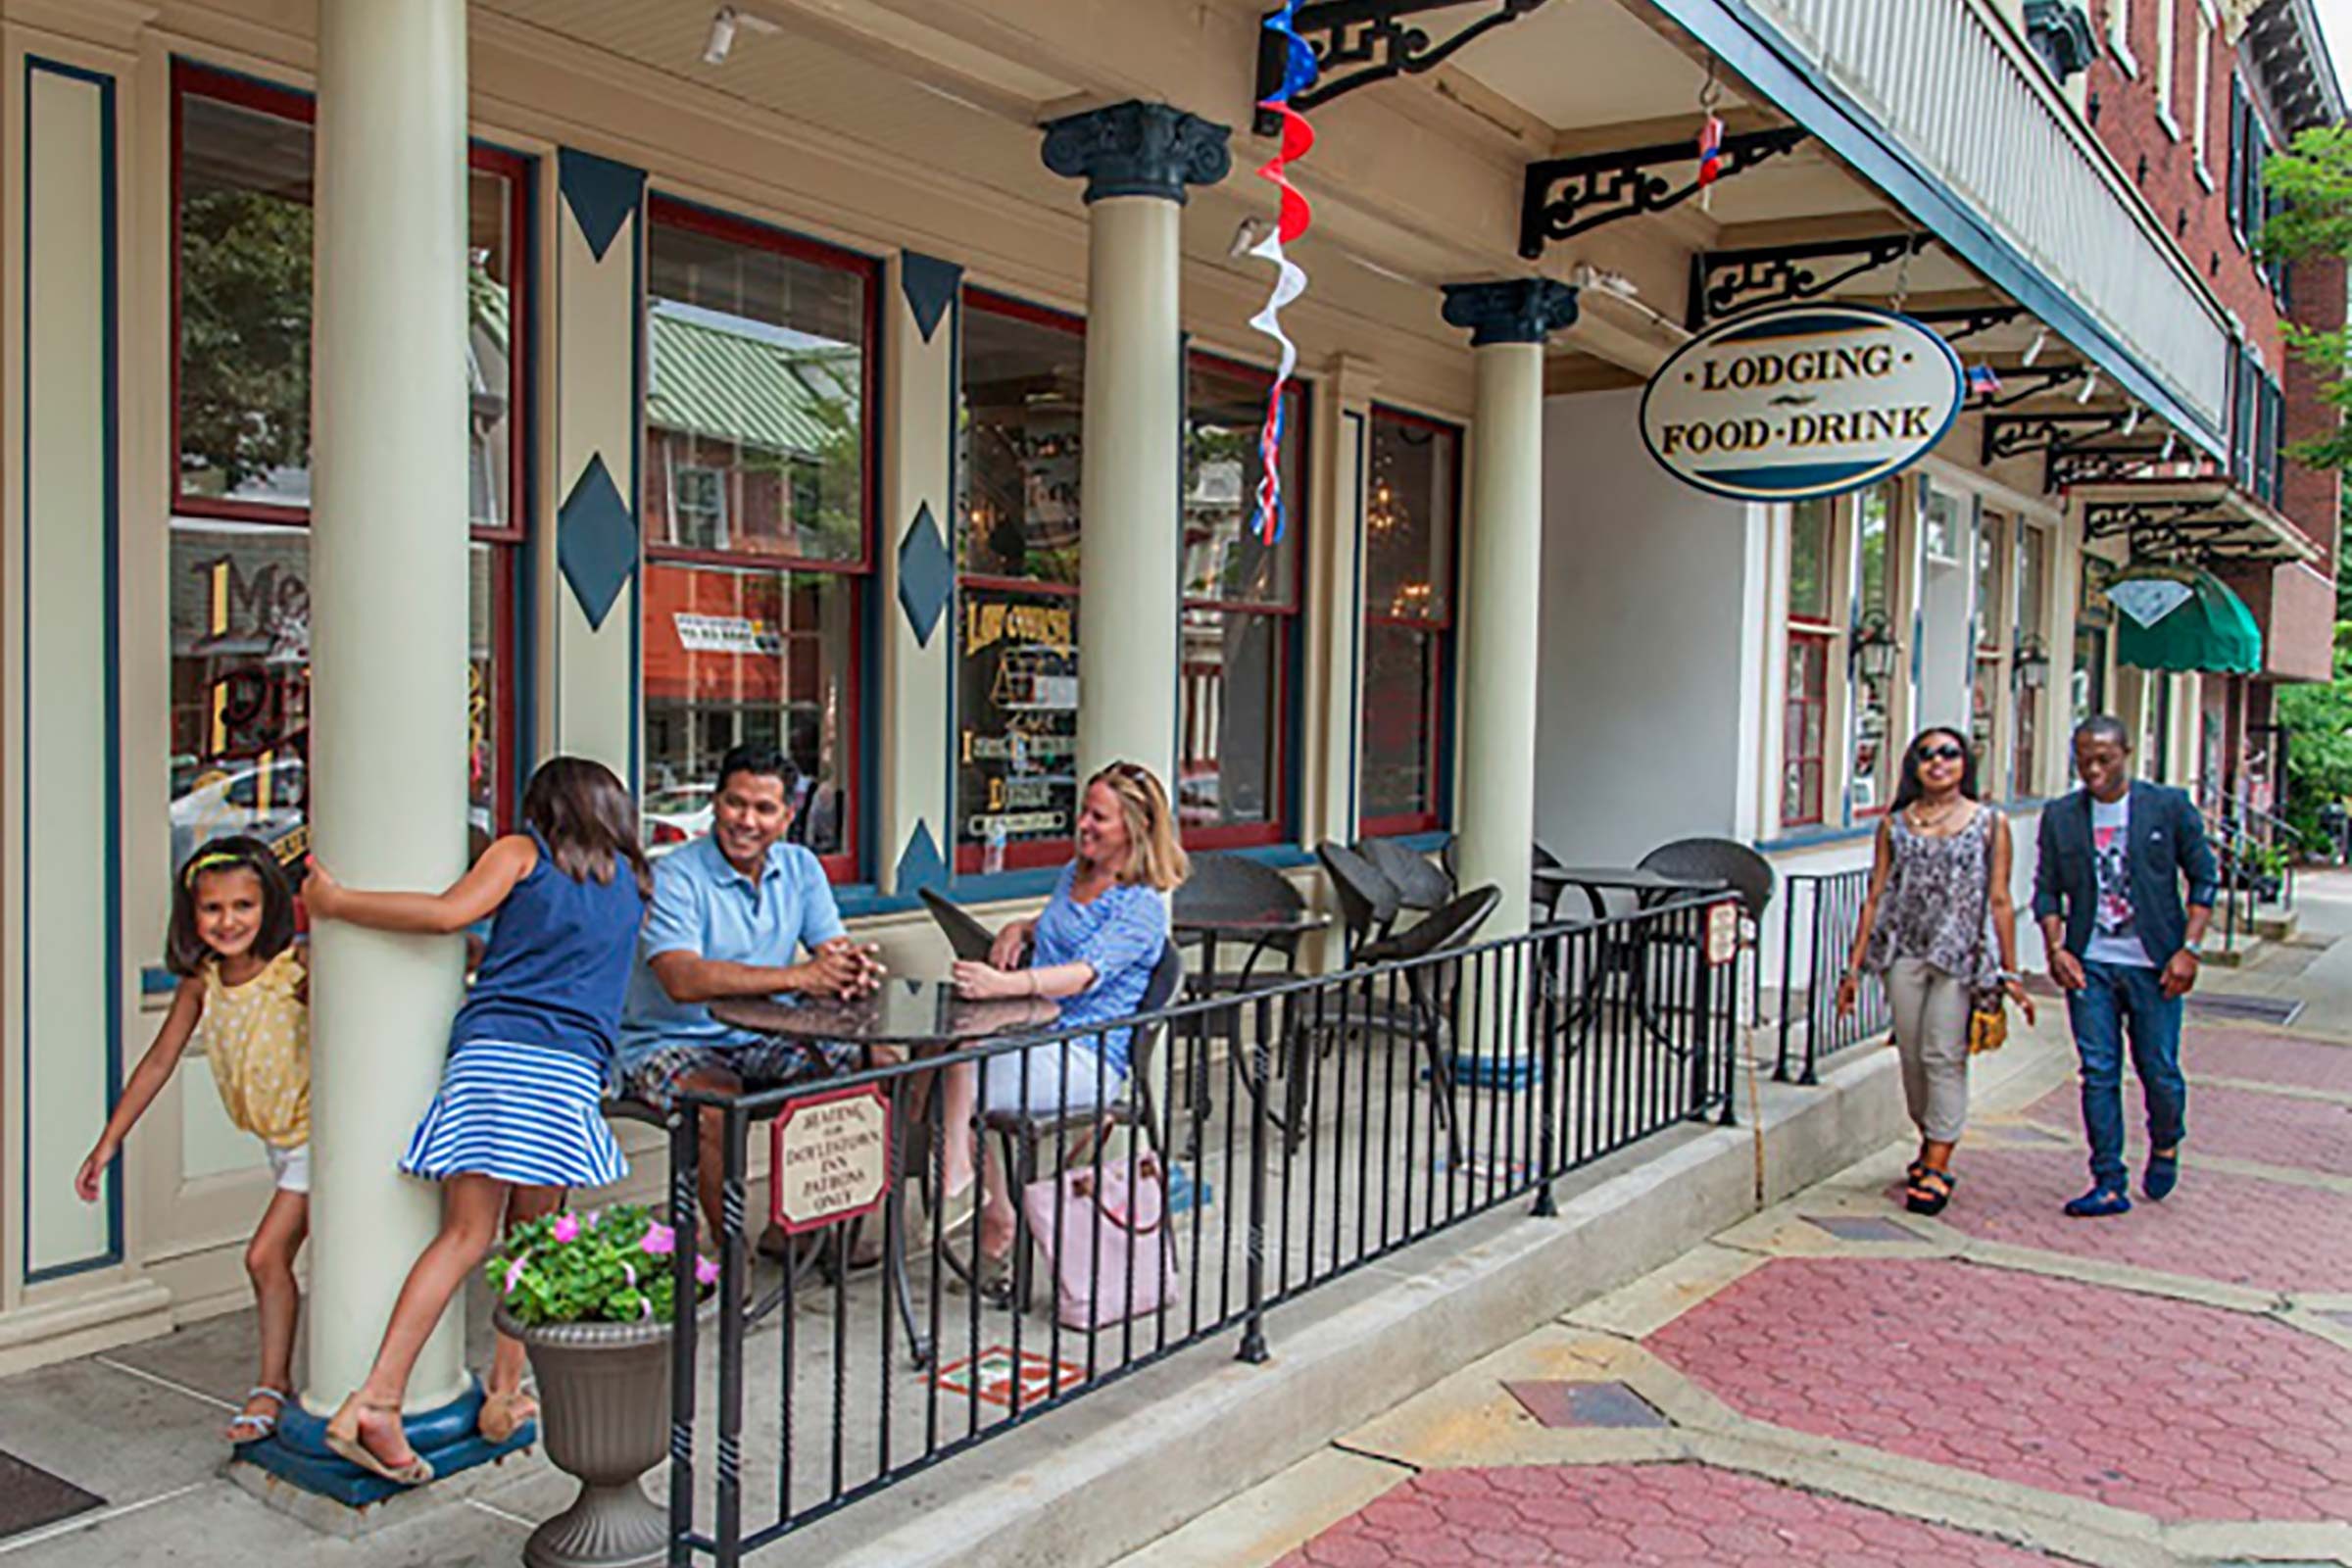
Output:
[976,1249,1017,1310]
[224,1386,288,1445]
[477,1388,539,1446]
[1904,1167,1957,1216]
[324,1395,435,1486]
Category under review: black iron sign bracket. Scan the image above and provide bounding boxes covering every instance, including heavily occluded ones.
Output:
[1252,0,1551,136]
[1687,232,1933,330]
[1516,126,1811,259]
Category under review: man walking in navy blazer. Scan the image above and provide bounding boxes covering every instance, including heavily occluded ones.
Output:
[2034,715,2220,1217]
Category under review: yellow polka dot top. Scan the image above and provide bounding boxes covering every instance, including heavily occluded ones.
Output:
[196,949,310,1150]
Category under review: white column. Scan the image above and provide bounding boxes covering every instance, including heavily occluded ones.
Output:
[305,0,471,1413]
[1042,103,1230,792]
[1442,280,1578,938]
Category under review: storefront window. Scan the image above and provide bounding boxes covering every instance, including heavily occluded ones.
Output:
[1783,498,1836,829]
[1182,355,1304,847]
[958,294,1084,871]
[1849,483,1898,815]
[1361,408,1458,835]
[169,65,526,881]
[1788,498,1832,623]
[2074,555,2114,730]
[2012,525,2047,798]
[641,199,873,875]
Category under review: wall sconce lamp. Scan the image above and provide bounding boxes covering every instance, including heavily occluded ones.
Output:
[2013,638,2052,690]
[1851,616,1901,684]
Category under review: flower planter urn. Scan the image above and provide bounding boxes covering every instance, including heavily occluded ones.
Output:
[496,1304,680,1568]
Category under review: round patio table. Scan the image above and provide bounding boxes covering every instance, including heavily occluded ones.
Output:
[1169,910,1331,1149]
[1532,865,1729,924]
[710,982,1059,1367]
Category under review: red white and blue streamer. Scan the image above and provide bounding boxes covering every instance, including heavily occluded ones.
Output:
[1249,1,1318,546]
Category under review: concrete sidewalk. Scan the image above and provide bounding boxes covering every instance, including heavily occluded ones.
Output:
[1121,873,2352,1568]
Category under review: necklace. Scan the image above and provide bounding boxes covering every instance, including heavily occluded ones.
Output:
[1908,795,1967,834]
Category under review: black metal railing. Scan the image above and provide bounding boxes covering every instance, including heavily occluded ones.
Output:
[660,895,1740,1564]
[2199,787,2302,952]
[1773,869,1890,1085]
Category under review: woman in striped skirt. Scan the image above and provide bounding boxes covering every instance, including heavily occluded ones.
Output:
[303,757,650,1485]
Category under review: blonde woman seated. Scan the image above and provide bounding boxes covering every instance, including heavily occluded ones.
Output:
[944,761,1187,1306]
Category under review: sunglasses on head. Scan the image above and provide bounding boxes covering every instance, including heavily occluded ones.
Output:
[1918,744,1967,763]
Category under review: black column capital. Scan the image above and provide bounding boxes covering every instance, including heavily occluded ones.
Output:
[1041,101,1232,205]
[1440,278,1580,347]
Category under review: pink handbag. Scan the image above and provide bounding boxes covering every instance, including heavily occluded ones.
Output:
[1019,1152,1180,1331]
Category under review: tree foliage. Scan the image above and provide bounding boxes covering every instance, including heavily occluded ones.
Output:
[178,187,313,495]
[2261,128,2352,472]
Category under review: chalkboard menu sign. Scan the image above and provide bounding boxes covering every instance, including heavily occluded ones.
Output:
[958,587,1079,863]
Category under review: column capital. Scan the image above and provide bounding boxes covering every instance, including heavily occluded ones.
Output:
[1441,278,1580,347]
[1041,101,1232,205]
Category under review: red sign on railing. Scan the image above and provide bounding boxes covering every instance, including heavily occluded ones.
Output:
[770,1085,893,1235]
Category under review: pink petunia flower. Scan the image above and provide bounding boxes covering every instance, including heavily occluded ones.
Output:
[551,1213,580,1245]
[696,1255,720,1288]
[639,1220,676,1256]
[504,1253,531,1296]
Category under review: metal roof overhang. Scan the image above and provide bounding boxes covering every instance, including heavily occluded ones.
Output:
[2071,478,2327,565]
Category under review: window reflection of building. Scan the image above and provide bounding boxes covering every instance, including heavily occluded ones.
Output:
[1782,497,1835,828]
[638,198,873,874]
[168,64,527,880]
[1848,483,1898,814]
[1361,408,1458,837]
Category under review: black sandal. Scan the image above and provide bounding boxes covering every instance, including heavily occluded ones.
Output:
[1905,1167,1956,1216]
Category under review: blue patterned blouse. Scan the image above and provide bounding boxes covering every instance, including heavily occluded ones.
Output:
[1031,862,1170,1079]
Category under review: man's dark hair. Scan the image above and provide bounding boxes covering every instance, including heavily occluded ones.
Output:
[2073,714,2132,751]
[716,742,801,798]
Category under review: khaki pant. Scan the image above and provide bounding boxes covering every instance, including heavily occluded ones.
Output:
[1884,956,1972,1143]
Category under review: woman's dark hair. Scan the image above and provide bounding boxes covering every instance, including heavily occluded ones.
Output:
[168,835,298,977]
[1890,728,1981,812]
[523,756,654,899]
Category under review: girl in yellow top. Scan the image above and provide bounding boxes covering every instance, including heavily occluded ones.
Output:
[77,836,308,1446]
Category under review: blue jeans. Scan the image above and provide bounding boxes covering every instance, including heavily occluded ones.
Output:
[2064,959,2187,1190]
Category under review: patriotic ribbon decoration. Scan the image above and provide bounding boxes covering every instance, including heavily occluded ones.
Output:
[1695,114,1724,199]
[1248,1,1318,546]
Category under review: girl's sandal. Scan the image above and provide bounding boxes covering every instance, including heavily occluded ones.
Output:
[976,1249,1017,1311]
[225,1386,288,1445]
[477,1388,539,1446]
[325,1395,435,1486]
[1904,1167,1957,1216]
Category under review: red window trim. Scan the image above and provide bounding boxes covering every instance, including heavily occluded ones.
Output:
[170,61,531,547]
[1179,349,1309,851]
[643,193,881,577]
[1783,628,1833,829]
[1357,403,1459,841]
[641,198,882,885]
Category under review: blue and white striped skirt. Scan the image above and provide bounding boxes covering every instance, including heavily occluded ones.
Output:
[401,1040,627,1190]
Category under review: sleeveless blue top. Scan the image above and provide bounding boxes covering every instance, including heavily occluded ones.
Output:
[452,832,647,1065]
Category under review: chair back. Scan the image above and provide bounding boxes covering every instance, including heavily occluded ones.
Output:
[1126,939,1187,1085]
[1317,842,1399,952]
[1172,851,1306,924]
[1361,838,1454,911]
[1637,838,1776,920]
[918,886,998,962]
[1359,883,1502,963]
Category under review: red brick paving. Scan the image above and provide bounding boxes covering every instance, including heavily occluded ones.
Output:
[2181,1027,2352,1095]
[1274,1462,2071,1565]
[1645,1256,2352,1522]
[2021,1080,2352,1174]
[1937,1143,2352,1293]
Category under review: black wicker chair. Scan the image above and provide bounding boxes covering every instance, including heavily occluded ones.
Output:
[1361,837,1454,913]
[1171,852,1313,995]
[919,886,1001,962]
[1317,841,1402,958]
[1637,838,1775,923]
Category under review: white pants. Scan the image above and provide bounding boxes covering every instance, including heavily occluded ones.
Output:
[983,1043,1122,1118]
[1883,957,1972,1144]
[264,1141,312,1195]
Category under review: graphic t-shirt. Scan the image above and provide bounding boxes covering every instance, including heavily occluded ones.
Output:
[2084,794,2152,967]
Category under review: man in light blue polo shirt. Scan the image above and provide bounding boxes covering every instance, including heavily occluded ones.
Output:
[618,742,881,1237]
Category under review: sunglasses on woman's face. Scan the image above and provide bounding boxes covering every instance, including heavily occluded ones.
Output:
[1918,745,1967,763]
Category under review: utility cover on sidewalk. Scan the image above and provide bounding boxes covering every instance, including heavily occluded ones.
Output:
[0,1448,102,1542]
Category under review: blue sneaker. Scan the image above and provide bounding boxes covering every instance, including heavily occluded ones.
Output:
[2064,1187,2133,1218]
[2144,1148,2180,1201]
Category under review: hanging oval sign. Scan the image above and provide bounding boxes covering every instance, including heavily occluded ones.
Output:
[1640,304,1965,502]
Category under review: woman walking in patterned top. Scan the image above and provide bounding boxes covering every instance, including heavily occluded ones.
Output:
[1838,730,2034,1214]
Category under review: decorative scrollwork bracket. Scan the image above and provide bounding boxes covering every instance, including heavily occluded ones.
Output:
[1516,126,1810,259]
[1688,232,1933,330]
[1252,0,1551,136]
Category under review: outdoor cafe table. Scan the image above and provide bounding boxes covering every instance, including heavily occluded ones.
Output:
[1170,909,1333,1144]
[710,983,1057,1367]
[1529,866,1733,1052]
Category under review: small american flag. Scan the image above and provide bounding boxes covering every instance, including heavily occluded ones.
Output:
[1967,365,2003,399]
[1695,115,1724,189]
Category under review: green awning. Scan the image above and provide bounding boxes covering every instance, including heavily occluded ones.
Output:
[2113,565,2263,674]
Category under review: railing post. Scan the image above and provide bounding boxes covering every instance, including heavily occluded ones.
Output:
[1715,907,1739,1128]
[714,1102,748,1568]
[667,1105,701,1568]
[1532,928,1560,1217]
[1775,883,1797,1082]
[1801,881,1825,1087]
[1238,997,1271,1364]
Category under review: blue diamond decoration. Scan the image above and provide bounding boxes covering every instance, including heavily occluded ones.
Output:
[896,820,946,895]
[900,253,961,344]
[558,454,637,631]
[559,148,645,265]
[898,503,952,648]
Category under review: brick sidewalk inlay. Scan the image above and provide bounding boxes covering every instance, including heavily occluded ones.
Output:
[1646,1256,2352,1522]
[2022,1081,2351,1174]
[1273,1461,2074,1566]
[2180,1027,2352,1095]
[1938,1143,2352,1293]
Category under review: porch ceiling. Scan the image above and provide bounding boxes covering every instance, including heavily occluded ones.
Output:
[1450,0,1740,132]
